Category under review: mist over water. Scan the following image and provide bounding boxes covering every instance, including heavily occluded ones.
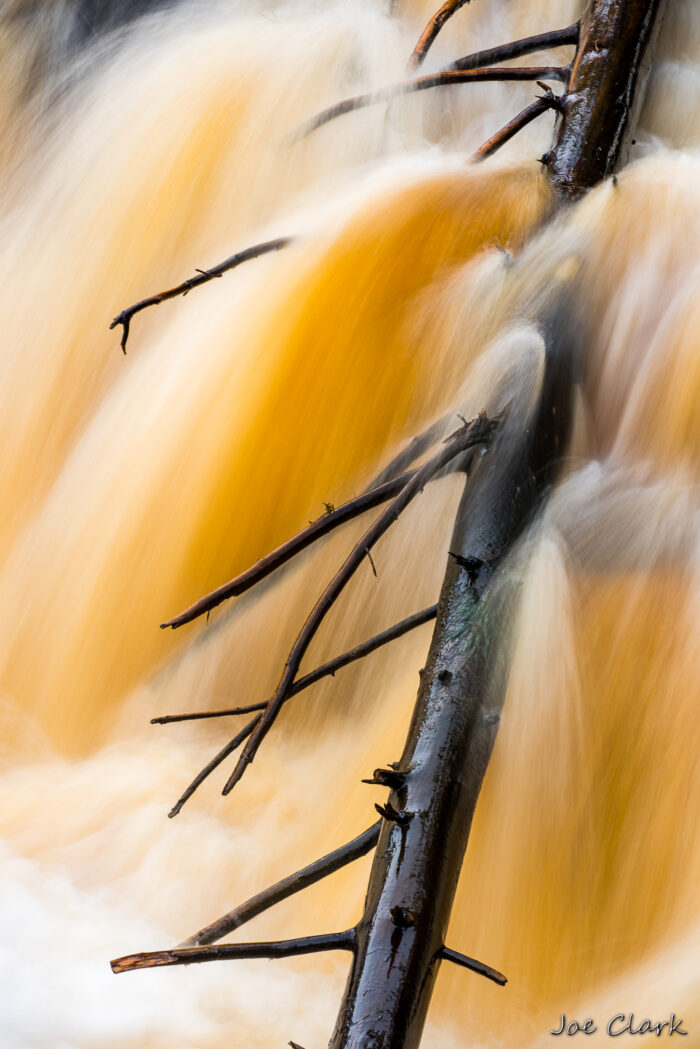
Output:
[0,1,698,1047]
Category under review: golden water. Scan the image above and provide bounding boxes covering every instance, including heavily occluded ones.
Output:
[0,1,698,1046]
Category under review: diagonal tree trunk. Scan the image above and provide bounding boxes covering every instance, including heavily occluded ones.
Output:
[329,4,666,1047]
[110,3,668,1047]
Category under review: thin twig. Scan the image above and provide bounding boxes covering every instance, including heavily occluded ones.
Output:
[181,822,381,947]
[153,605,438,725]
[471,91,559,162]
[221,412,500,798]
[110,236,293,352]
[448,23,578,72]
[161,470,417,630]
[111,930,355,974]
[439,946,507,986]
[167,716,259,818]
[408,0,471,70]
[368,415,449,489]
[297,66,567,138]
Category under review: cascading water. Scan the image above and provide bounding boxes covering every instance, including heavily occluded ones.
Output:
[0,1,698,1047]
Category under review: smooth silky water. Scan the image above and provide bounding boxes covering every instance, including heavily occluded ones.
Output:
[0,1,698,1046]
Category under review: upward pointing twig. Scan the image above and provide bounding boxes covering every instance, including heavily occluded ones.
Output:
[408,0,471,70]
[110,236,293,352]
[221,412,500,799]
[181,822,381,947]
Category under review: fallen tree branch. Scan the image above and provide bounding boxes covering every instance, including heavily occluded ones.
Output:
[297,66,567,138]
[153,604,438,725]
[471,86,560,162]
[221,412,500,798]
[110,236,293,352]
[181,822,381,947]
[329,307,575,1049]
[408,0,471,70]
[161,469,417,630]
[111,930,355,974]
[448,23,579,72]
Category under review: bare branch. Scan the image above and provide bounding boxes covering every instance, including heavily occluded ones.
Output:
[153,604,438,725]
[297,66,567,138]
[408,0,471,70]
[367,416,449,489]
[167,715,259,819]
[448,23,579,72]
[471,91,559,163]
[111,930,355,974]
[221,412,500,798]
[181,822,381,947]
[110,236,293,353]
[439,946,507,985]
[161,470,417,630]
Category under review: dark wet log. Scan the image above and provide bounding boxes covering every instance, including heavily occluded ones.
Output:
[329,4,666,1046]
[111,931,354,974]
[110,236,293,352]
[329,309,576,1049]
[161,469,416,629]
[546,0,666,199]
[153,605,438,724]
[181,822,381,948]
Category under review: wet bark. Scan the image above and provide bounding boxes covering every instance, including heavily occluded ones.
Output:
[329,2,666,1047]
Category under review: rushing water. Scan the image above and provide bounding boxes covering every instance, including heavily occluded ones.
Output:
[0,1,698,1046]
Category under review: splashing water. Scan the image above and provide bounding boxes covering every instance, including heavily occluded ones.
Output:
[0,1,698,1047]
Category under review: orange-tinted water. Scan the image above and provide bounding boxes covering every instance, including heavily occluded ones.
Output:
[0,2,698,1047]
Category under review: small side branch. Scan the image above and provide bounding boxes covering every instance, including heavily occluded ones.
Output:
[471,89,560,162]
[221,412,499,798]
[438,946,507,986]
[110,236,293,352]
[408,0,471,70]
[181,822,381,947]
[448,23,579,72]
[111,930,355,975]
[153,605,438,725]
[297,66,567,138]
[161,470,417,630]
[167,716,259,818]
